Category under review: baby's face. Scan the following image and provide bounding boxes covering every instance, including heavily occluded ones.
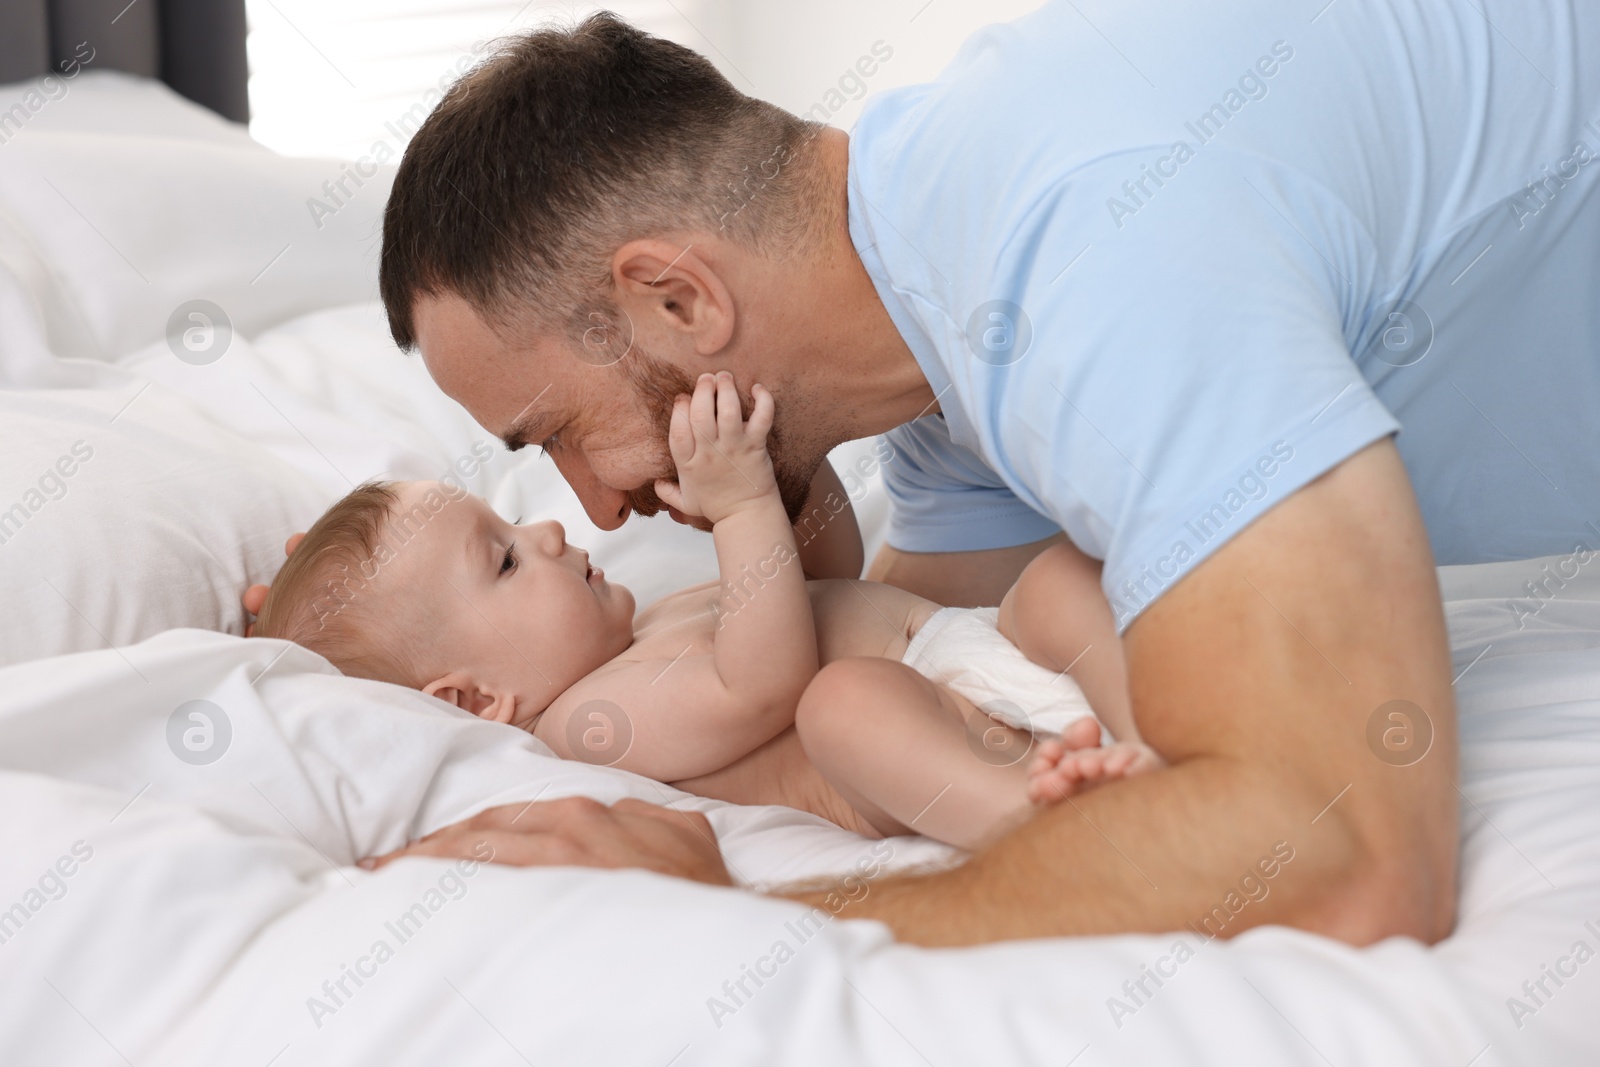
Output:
[380,482,636,722]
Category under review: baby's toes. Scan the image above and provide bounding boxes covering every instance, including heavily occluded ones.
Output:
[1102,746,1140,777]
[1029,769,1078,805]
[1026,753,1066,787]
[1026,776,1052,804]
[1034,737,1065,763]
[1060,717,1102,750]
[1027,754,1081,798]
[1073,749,1110,779]
[1129,743,1166,774]
[1025,772,1053,804]
[1027,744,1063,775]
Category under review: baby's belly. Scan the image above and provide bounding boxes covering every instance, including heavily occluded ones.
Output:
[807,579,943,666]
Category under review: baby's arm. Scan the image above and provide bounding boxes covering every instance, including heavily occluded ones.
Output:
[542,373,817,782]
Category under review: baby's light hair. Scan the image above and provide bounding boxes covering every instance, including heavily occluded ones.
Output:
[254,481,425,686]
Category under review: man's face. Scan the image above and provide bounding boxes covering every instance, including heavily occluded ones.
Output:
[414,292,818,529]
[415,291,690,530]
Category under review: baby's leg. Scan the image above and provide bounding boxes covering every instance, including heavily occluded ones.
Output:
[796,657,1047,851]
[998,540,1138,745]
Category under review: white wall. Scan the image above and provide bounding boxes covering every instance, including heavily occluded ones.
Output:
[245,0,1044,160]
[718,0,1045,135]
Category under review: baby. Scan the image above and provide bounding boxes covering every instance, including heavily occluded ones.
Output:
[252,372,1162,850]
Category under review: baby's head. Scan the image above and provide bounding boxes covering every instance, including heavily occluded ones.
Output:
[255,480,635,727]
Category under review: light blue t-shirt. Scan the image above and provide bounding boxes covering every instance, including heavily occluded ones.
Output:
[849,0,1600,632]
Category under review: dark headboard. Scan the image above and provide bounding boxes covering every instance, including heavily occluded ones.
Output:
[0,0,249,122]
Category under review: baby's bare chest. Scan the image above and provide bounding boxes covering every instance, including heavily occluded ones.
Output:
[619,578,942,672]
[627,586,721,661]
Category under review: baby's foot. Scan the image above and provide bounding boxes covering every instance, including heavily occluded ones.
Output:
[1026,725,1165,805]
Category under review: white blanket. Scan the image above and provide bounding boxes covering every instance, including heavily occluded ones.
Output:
[0,72,1595,1066]
[1,569,1596,1065]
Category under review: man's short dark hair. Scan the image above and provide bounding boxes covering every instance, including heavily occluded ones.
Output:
[380,11,823,352]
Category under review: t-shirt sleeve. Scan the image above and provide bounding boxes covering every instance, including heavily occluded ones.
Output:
[951,151,1401,631]
[880,416,1061,553]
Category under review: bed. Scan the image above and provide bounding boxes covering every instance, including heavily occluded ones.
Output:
[0,68,1596,1066]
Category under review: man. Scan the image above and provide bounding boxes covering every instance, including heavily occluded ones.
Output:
[365,1,1600,946]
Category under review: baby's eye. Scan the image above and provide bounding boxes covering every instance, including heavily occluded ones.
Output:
[500,544,518,575]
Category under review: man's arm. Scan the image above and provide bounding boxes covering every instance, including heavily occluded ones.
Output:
[794,437,1459,945]
[865,532,1066,607]
[792,460,866,580]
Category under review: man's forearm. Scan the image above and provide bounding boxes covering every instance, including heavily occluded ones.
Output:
[784,755,1347,945]
[789,441,1459,947]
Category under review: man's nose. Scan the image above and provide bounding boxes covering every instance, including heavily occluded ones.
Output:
[552,449,631,531]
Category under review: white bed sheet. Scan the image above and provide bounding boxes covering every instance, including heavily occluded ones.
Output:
[0,565,1595,1066]
[0,73,1595,1066]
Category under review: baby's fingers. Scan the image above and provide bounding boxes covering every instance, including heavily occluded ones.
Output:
[746,383,775,441]
[655,478,685,513]
[689,374,719,443]
[715,372,743,437]
[667,395,695,466]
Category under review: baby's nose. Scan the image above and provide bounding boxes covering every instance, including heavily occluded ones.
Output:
[539,520,566,553]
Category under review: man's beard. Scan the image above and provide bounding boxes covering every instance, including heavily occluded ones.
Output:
[620,349,820,528]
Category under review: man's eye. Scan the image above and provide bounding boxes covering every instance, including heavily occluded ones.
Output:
[500,545,518,575]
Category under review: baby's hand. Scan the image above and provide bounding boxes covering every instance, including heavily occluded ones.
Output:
[1025,718,1166,804]
[654,372,778,525]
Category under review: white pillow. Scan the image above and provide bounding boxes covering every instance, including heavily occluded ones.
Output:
[0,383,331,668]
[0,127,394,364]
[0,70,260,147]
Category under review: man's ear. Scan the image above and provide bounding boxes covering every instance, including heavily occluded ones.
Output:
[423,671,518,724]
[611,238,735,356]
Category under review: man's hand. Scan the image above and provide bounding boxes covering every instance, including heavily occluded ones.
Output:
[241,532,305,636]
[360,797,734,887]
[653,372,777,524]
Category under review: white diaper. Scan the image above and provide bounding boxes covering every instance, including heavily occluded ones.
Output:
[902,606,1110,744]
